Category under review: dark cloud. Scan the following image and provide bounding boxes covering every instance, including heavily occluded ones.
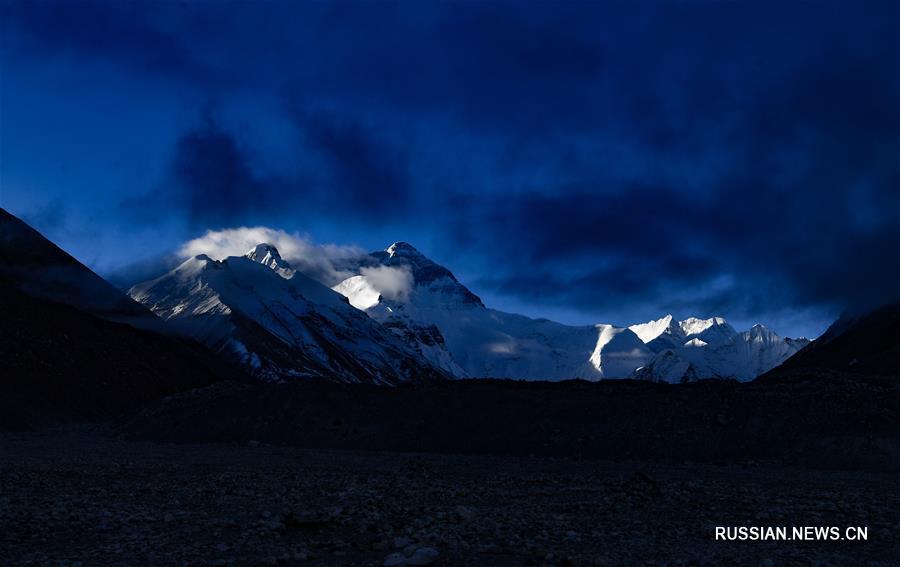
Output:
[120,114,290,228]
[1,0,231,88]
[120,107,413,228]
[5,0,900,333]
[175,117,274,224]
[457,41,900,317]
[289,109,412,217]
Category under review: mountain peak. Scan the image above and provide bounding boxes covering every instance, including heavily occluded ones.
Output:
[247,242,282,261]
[169,254,218,279]
[245,243,293,278]
[746,323,777,341]
[628,314,680,343]
[360,241,483,307]
[386,241,423,258]
[679,316,729,337]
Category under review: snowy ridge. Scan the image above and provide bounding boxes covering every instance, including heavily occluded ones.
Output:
[245,243,294,279]
[333,275,381,310]
[629,314,678,343]
[589,325,653,378]
[679,316,730,337]
[129,234,806,384]
[334,243,808,382]
[630,318,810,382]
[334,242,651,380]
[129,247,448,384]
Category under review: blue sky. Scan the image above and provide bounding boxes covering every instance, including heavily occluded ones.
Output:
[3,1,900,338]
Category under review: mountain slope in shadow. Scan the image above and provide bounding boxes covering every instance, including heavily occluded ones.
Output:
[0,209,238,428]
[0,208,153,325]
[761,304,900,382]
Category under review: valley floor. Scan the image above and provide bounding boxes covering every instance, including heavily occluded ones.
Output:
[1,426,898,566]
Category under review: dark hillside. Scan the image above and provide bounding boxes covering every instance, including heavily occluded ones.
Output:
[0,283,237,428]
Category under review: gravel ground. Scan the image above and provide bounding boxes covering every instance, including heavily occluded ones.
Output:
[1,426,898,566]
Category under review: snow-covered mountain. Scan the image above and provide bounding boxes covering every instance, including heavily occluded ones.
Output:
[334,244,808,382]
[333,242,652,380]
[129,244,447,384]
[629,315,810,382]
[128,235,807,384]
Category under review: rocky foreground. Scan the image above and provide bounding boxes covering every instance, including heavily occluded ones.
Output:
[1,427,898,566]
